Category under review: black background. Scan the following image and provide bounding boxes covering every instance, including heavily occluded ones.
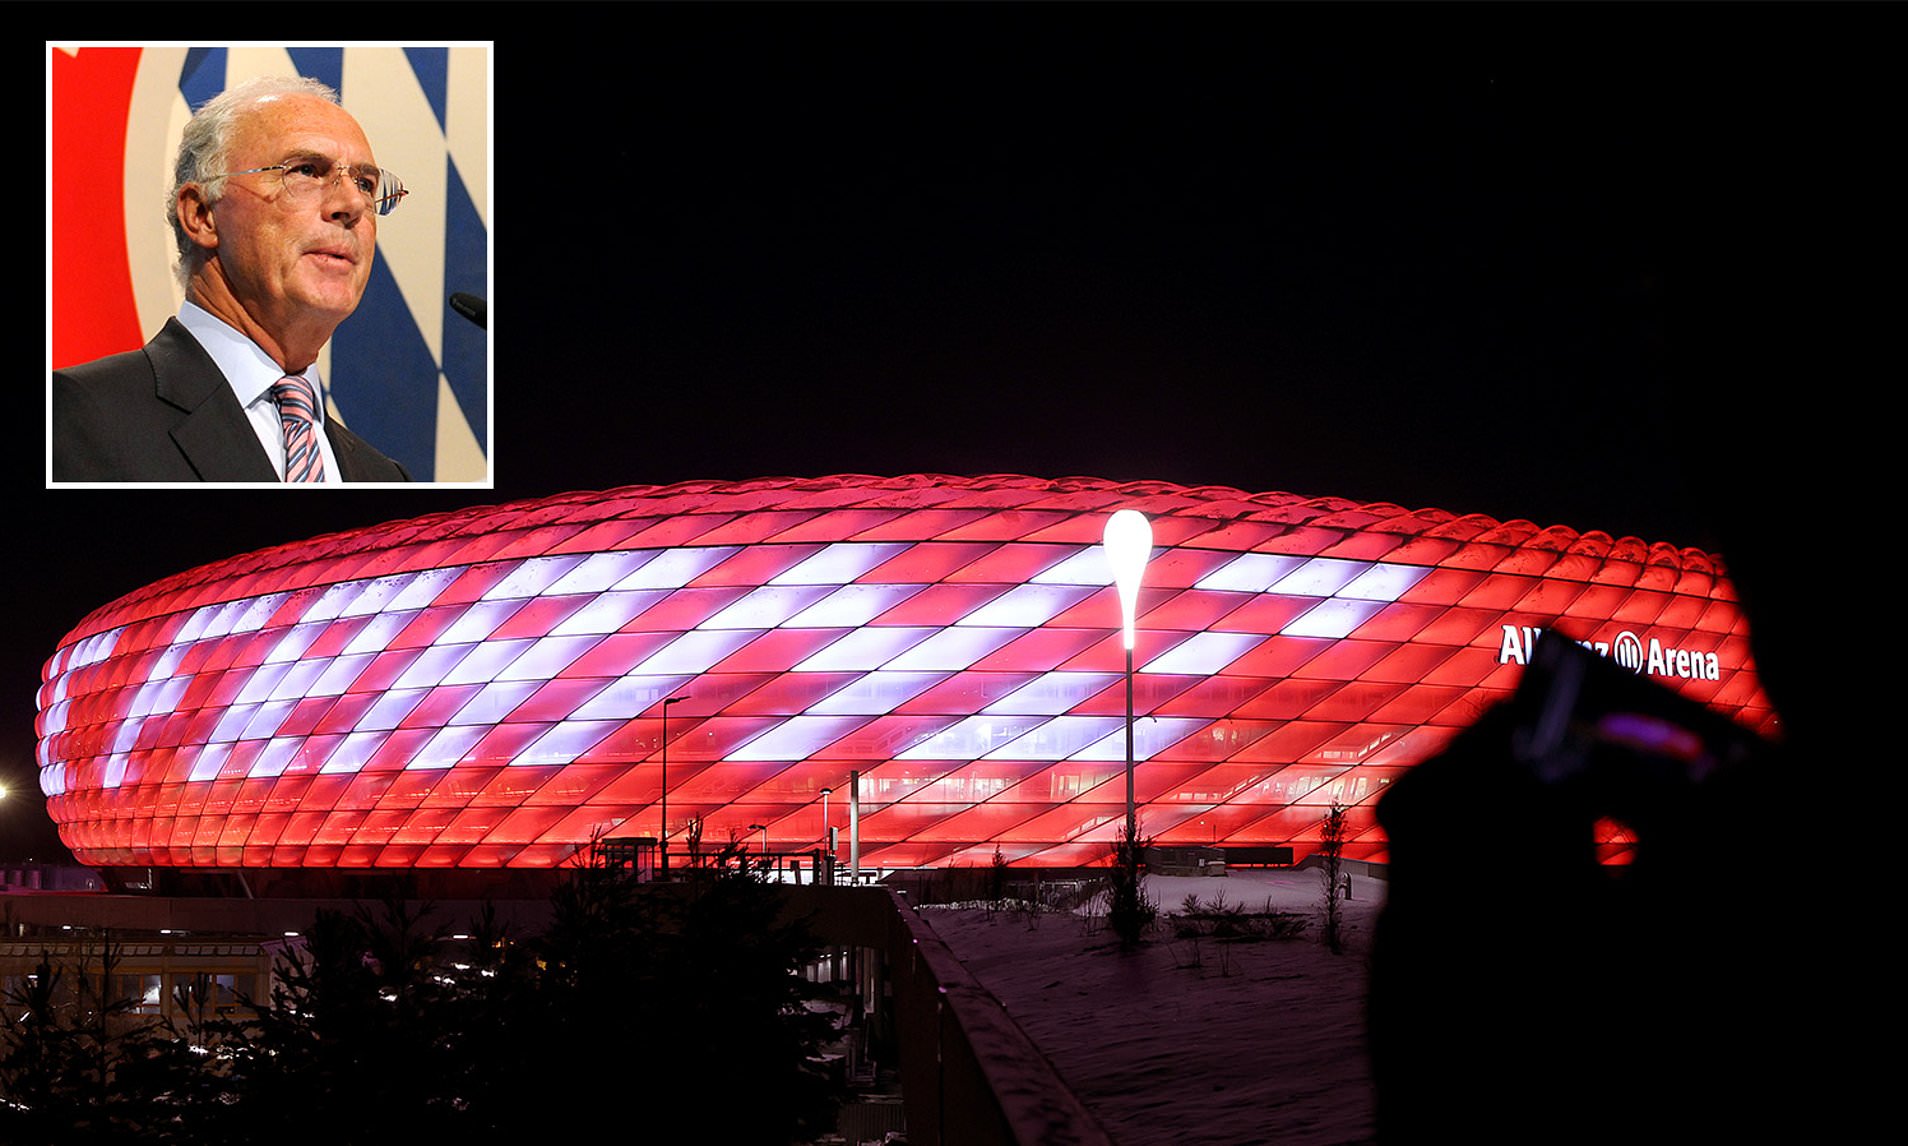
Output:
[16,11,1881,857]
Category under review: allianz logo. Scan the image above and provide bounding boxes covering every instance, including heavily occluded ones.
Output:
[1497,625,1722,682]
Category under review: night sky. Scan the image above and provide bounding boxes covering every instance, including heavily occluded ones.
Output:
[17,13,1879,859]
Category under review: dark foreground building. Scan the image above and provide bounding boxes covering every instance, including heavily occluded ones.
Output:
[35,474,1770,878]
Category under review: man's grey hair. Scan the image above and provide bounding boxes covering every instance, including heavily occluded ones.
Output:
[169,75,341,290]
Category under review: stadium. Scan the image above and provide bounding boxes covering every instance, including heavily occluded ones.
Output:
[34,474,1771,881]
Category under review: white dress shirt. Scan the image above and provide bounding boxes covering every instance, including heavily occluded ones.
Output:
[176,300,343,483]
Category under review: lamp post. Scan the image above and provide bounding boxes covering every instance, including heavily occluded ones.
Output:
[748,822,769,862]
[1103,509,1154,847]
[819,787,833,849]
[660,694,689,876]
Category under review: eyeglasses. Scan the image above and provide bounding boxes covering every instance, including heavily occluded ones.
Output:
[209,156,408,217]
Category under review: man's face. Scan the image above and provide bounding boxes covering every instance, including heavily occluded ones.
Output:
[209,94,379,341]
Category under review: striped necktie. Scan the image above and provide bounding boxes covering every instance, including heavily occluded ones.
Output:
[271,375,327,483]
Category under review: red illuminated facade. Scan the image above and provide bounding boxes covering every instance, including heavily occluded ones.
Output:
[36,475,1772,870]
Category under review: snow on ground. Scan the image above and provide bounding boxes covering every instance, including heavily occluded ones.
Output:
[919,869,1383,1146]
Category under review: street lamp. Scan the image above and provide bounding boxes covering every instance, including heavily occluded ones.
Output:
[660,694,690,875]
[748,823,769,859]
[1103,509,1154,846]
[819,787,833,851]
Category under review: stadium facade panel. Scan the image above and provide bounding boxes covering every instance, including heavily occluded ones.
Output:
[35,475,1772,869]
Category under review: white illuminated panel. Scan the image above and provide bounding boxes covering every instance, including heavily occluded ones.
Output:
[1072,716,1210,761]
[442,639,535,686]
[439,600,528,644]
[551,590,669,636]
[983,715,1125,761]
[728,715,873,761]
[1029,546,1115,586]
[342,610,414,656]
[449,680,542,725]
[803,671,947,715]
[769,542,909,585]
[793,627,937,672]
[1281,598,1386,639]
[1339,562,1430,602]
[388,565,468,611]
[573,675,697,721]
[310,653,374,696]
[1271,557,1369,598]
[339,574,416,617]
[515,719,623,767]
[483,555,587,601]
[1195,553,1307,593]
[393,644,479,690]
[959,584,1094,628]
[409,724,487,770]
[613,547,738,590]
[897,715,1051,759]
[783,583,927,627]
[494,635,599,681]
[883,627,1022,672]
[264,621,326,664]
[699,585,836,630]
[546,551,660,595]
[983,671,1122,715]
[629,630,761,676]
[1141,631,1265,675]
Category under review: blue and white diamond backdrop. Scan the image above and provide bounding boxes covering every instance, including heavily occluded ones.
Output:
[49,44,490,483]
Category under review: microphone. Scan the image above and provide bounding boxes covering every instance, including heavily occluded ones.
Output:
[450,293,487,330]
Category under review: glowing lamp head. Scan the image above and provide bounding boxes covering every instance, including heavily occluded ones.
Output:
[1103,509,1154,650]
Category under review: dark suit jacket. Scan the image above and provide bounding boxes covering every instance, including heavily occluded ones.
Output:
[52,318,411,483]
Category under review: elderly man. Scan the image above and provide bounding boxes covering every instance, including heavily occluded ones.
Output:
[53,76,410,482]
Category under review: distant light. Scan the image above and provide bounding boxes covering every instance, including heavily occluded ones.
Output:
[1102,510,1154,650]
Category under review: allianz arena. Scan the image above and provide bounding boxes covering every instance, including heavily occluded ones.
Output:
[35,474,1772,872]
